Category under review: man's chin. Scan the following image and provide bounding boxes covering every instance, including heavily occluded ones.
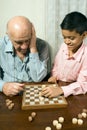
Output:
[21,50,28,54]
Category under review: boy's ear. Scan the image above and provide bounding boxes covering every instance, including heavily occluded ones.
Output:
[83,31,87,39]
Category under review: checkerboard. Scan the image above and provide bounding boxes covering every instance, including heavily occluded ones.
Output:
[22,84,68,110]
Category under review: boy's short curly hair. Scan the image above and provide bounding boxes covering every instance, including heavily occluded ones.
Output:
[60,11,87,35]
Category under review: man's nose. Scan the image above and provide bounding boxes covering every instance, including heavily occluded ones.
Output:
[21,42,28,48]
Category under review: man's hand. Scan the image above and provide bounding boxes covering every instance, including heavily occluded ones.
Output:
[41,85,63,98]
[29,24,37,53]
[2,82,25,96]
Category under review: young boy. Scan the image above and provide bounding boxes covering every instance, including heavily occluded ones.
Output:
[41,11,87,98]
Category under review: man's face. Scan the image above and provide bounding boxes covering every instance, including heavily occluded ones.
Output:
[61,30,85,53]
[9,30,31,55]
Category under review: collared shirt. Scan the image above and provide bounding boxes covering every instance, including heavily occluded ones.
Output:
[0,35,50,91]
[52,42,87,97]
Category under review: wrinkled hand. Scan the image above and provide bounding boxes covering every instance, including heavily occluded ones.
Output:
[48,76,57,83]
[2,82,25,96]
[29,24,37,53]
[41,85,63,98]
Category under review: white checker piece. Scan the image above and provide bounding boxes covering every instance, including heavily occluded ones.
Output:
[58,99,64,103]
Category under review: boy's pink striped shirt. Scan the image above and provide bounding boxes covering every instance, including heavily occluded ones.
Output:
[52,42,87,97]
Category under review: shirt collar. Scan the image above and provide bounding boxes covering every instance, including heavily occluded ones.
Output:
[63,42,85,62]
[4,35,14,54]
[73,43,85,62]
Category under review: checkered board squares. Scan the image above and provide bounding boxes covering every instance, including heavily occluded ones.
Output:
[22,84,68,110]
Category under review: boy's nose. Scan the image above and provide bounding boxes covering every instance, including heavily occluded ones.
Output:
[65,38,71,45]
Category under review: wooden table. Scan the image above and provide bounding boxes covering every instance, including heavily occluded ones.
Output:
[0,92,87,130]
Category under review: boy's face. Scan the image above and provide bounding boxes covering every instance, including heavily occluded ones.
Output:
[61,30,86,53]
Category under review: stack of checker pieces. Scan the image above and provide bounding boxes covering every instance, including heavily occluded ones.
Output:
[22,83,68,110]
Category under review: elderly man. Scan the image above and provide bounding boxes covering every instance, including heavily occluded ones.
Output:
[0,16,50,96]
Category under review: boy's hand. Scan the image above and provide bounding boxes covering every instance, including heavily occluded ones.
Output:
[41,85,63,98]
[48,76,57,83]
